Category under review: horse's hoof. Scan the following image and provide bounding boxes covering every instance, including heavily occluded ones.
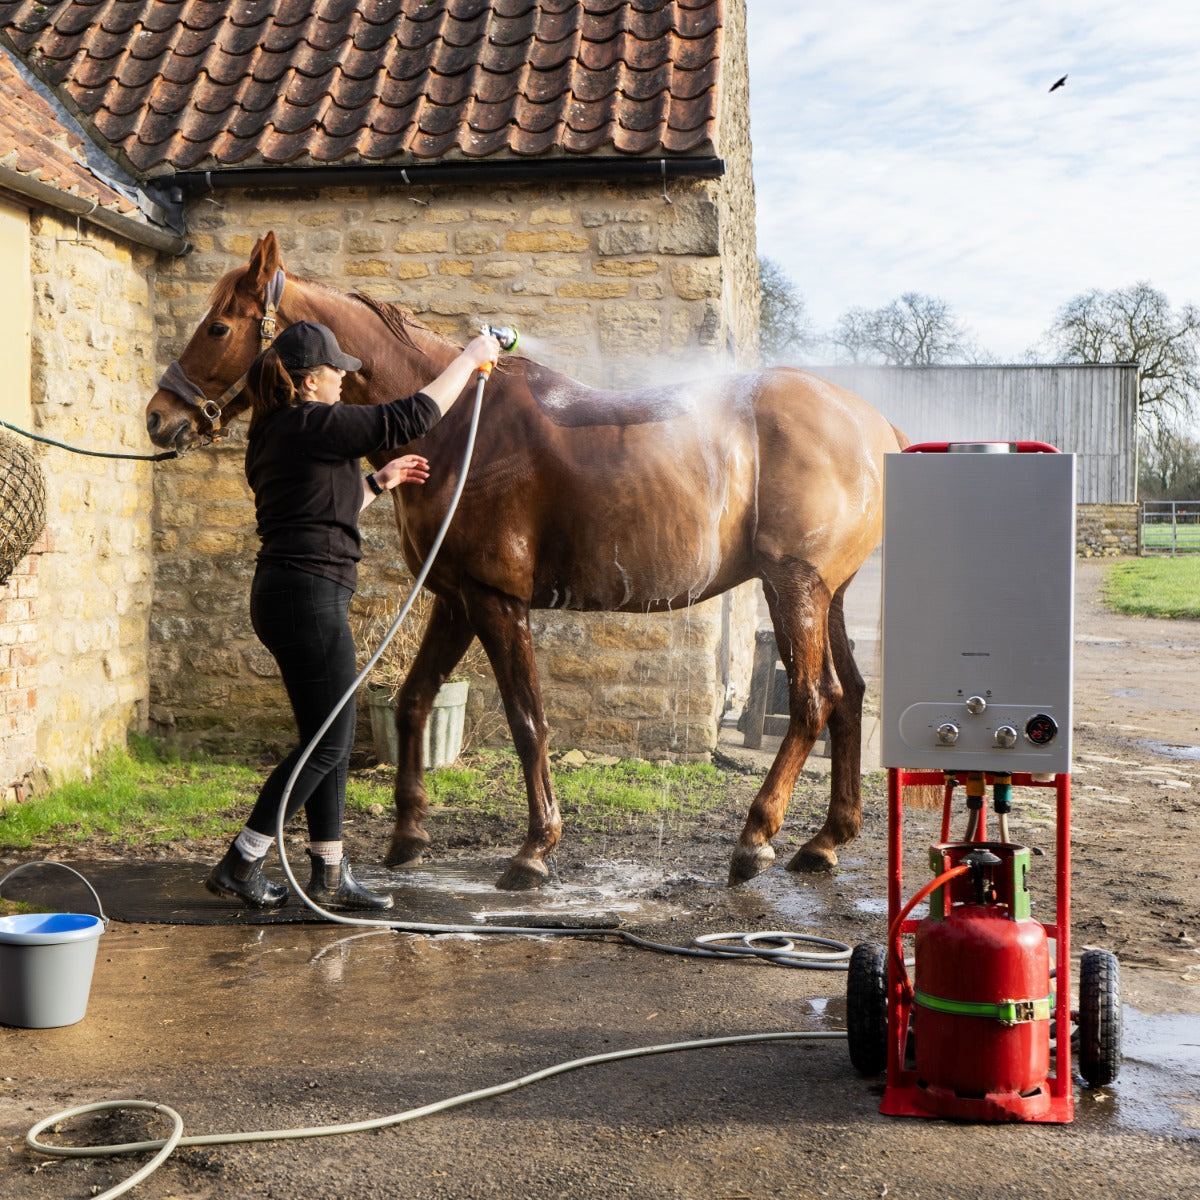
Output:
[727,842,775,886]
[383,833,430,869]
[785,844,838,873]
[495,858,550,891]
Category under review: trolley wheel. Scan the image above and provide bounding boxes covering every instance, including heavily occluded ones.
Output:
[846,942,888,1076]
[1078,948,1122,1087]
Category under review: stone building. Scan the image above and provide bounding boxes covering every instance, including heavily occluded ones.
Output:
[0,46,190,799]
[0,0,761,789]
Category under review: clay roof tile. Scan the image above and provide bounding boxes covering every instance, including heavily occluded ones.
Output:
[0,0,722,173]
[0,50,139,215]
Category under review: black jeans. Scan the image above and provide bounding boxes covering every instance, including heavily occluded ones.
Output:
[245,564,357,843]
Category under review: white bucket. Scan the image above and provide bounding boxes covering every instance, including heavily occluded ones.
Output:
[0,862,108,1029]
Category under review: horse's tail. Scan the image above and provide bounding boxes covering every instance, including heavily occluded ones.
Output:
[890,422,911,451]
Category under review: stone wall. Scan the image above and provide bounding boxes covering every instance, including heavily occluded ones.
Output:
[149,174,761,760]
[1077,503,1140,557]
[22,213,158,781]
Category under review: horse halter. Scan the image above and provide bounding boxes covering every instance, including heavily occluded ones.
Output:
[155,268,286,437]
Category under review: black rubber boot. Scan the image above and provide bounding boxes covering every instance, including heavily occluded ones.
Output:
[305,852,395,912]
[205,845,289,910]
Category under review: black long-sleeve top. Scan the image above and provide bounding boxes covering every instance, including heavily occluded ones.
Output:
[245,392,440,591]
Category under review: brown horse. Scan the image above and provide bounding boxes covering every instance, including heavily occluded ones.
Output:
[146,233,905,890]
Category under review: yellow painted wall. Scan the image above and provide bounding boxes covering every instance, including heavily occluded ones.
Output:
[0,197,32,426]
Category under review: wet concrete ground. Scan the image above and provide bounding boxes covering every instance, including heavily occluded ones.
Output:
[3,556,1199,1196]
[1,854,1198,1200]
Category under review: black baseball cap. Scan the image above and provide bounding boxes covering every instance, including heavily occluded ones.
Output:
[274,322,362,372]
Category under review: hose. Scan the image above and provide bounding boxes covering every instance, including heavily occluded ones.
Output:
[0,416,179,461]
[29,1030,847,1200]
[887,863,971,1000]
[22,367,857,1198]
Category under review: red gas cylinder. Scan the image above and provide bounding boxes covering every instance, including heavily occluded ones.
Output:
[913,846,1052,1120]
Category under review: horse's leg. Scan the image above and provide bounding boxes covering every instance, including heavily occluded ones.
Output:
[461,584,561,891]
[786,580,864,872]
[729,560,839,884]
[384,594,476,868]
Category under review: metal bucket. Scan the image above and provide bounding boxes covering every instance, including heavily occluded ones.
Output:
[0,862,108,1029]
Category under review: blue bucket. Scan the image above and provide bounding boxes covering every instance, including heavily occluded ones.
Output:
[0,863,108,1029]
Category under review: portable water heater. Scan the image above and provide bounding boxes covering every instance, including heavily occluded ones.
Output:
[847,442,1121,1124]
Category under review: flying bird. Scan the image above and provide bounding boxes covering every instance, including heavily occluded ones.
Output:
[1049,74,1068,92]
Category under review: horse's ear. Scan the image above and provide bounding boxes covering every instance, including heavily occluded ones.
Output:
[242,232,282,295]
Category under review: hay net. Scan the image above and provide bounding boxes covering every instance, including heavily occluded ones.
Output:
[0,431,46,586]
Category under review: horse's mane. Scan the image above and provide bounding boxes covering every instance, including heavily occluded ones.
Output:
[351,290,442,352]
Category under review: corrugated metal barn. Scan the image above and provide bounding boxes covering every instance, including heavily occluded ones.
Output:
[814,364,1139,505]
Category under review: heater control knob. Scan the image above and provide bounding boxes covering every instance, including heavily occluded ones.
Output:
[965,695,987,714]
[936,722,960,746]
[1025,713,1059,746]
[994,725,1018,748]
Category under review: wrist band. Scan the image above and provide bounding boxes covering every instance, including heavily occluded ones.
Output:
[366,472,384,496]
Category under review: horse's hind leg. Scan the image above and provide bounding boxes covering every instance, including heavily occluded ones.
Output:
[786,580,864,872]
[384,594,476,868]
[461,583,561,890]
[729,559,839,885]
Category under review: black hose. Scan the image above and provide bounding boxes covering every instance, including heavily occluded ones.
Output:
[0,417,179,462]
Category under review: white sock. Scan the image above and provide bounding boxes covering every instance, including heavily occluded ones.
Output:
[309,840,343,868]
[234,827,275,861]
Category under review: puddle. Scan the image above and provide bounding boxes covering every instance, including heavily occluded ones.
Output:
[1138,740,1200,762]
[354,858,705,928]
[1077,1007,1200,1140]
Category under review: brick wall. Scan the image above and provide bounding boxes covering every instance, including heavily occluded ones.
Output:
[149,174,760,759]
[0,544,44,802]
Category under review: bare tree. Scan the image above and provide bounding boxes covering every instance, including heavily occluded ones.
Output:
[1044,282,1200,433]
[829,293,981,365]
[757,257,815,365]
[1139,428,1200,499]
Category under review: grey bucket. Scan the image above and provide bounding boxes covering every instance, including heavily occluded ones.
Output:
[0,862,108,1029]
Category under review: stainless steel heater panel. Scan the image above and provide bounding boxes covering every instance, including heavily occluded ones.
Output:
[880,450,1076,773]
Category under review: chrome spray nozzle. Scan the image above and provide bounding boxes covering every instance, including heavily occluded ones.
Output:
[479,323,519,352]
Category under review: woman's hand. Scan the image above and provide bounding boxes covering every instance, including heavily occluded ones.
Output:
[377,455,431,488]
[461,332,502,374]
[363,455,430,508]
[420,332,503,415]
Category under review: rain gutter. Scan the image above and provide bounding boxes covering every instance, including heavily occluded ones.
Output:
[168,155,726,194]
[0,167,191,254]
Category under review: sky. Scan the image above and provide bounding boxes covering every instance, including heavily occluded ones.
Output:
[745,0,1200,363]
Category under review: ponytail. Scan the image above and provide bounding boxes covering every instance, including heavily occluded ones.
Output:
[246,347,306,434]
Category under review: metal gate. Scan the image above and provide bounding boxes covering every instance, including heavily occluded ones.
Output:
[1141,500,1200,555]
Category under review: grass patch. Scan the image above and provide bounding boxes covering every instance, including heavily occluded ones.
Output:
[0,734,260,851]
[1103,557,1200,619]
[0,740,733,853]
[555,758,724,819]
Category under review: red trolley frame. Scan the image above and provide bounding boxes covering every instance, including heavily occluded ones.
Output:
[879,768,1074,1122]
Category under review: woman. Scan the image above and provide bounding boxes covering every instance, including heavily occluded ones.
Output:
[206,320,500,911]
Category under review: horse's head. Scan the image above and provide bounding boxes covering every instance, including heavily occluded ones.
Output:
[145,232,287,452]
